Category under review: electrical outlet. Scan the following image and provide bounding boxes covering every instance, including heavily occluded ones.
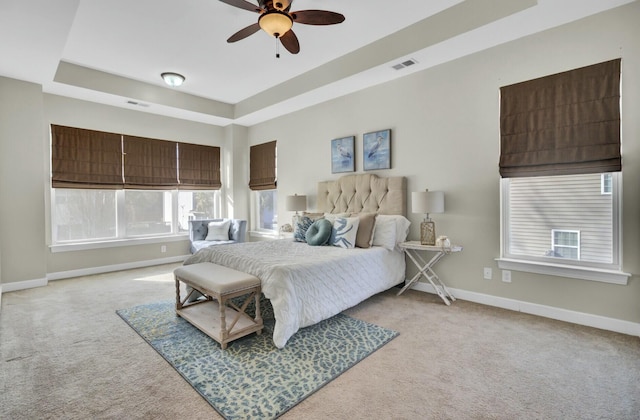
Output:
[161,245,167,253]
[502,270,512,283]
[483,267,492,280]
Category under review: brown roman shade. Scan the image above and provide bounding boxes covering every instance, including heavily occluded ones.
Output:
[249,140,277,191]
[178,143,222,190]
[52,125,223,191]
[123,135,178,189]
[499,59,621,178]
[51,125,123,189]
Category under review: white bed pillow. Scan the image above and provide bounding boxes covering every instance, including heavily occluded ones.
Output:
[372,217,397,250]
[204,219,231,241]
[377,215,411,243]
[330,217,360,249]
[372,215,411,250]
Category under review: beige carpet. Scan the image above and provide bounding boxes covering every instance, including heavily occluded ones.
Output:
[1,263,639,419]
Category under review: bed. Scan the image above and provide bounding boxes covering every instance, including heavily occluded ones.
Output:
[183,173,409,348]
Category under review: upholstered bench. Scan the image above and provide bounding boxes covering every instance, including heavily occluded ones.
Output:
[174,262,263,349]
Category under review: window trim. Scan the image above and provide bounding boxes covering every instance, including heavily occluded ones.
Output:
[498,173,630,285]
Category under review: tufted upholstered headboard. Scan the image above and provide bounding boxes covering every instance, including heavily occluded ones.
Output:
[317,174,406,216]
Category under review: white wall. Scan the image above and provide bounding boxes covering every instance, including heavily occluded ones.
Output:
[247,2,640,325]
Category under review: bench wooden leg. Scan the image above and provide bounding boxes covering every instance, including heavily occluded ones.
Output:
[219,295,228,349]
[254,290,263,335]
[175,278,182,310]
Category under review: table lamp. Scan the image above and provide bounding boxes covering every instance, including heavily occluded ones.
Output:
[286,194,306,225]
[412,190,445,245]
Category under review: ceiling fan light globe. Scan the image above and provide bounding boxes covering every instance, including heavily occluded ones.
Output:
[258,11,293,38]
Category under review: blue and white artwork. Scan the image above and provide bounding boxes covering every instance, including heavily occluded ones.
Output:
[331,136,355,173]
[363,129,391,170]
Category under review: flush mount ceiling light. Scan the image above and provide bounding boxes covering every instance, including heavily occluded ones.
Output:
[161,72,185,87]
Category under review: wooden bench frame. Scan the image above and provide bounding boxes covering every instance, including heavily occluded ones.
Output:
[174,264,263,349]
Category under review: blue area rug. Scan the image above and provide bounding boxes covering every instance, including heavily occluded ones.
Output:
[116,300,398,419]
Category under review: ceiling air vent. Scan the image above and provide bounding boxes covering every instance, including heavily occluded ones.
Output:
[392,58,418,70]
[126,100,150,107]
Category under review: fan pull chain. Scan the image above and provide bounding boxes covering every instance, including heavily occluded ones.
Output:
[275,37,280,58]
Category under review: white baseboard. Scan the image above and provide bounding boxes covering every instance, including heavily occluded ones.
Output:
[410,282,640,337]
[47,255,189,281]
[0,255,189,294]
[1,277,48,293]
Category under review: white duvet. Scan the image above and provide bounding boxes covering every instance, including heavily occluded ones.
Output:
[183,239,405,348]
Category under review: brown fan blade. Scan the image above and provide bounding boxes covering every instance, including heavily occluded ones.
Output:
[291,10,345,25]
[227,22,261,42]
[280,30,300,54]
[218,0,262,13]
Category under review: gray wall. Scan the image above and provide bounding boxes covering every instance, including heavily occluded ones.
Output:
[0,77,47,284]
[247,3,640,324]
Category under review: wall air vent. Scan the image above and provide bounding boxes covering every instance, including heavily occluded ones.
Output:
[392,58,418,70]
[126,100,150,107]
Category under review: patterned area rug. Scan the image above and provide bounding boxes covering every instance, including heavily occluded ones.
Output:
[116,300,398,420]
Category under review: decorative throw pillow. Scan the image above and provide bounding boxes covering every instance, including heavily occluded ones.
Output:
[293,216,315,242]
[330,217,360,249]
[204,219,231,241]
[353,212,377,248]
[305,219,333,246]
[372,217,397,250]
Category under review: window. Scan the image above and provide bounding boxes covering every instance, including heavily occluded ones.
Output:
[601,173,612,195]
[254,190,278,232]
[249,141,277,233]
[551,230,580,260]
[503,173,614,265]
[500,172,624,283]
[50,125,222,245]
[52,189,219,243]
[498,59,628,284]
[53,189,117,241]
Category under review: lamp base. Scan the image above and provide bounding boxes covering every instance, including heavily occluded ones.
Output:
[420,220,436,246]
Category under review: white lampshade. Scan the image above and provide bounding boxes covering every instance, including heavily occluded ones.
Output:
[286,194,307,212]
[258,11,293,38]
[161,72,185,87]
[411,191,445,215]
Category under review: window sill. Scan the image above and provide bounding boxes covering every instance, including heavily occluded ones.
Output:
[496,258,630,285]
[50,234,188,253]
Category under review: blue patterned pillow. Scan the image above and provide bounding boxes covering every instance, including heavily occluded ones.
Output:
[293,216,315,242]
[330,217,360,249]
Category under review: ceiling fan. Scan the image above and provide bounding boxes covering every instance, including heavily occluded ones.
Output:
[219,0,345,56]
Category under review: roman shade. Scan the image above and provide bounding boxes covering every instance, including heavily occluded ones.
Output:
[499,59,621,178]
[123,135,178,189]
[51,125,222,191]
[249,140,277,191]
[51,125,123,189]
[178,143,222,190]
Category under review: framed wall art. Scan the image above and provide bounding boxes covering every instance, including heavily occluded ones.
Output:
[331,136,355,173]
[363,129,391,170]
